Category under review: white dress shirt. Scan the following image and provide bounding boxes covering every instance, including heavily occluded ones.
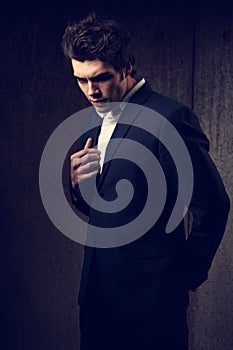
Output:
[97,78,145,172]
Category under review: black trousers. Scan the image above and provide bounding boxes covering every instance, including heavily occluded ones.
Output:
[80,301,188,350]
[79,252,188,350]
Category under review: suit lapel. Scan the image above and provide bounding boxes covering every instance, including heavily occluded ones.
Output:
[97,83,154,188]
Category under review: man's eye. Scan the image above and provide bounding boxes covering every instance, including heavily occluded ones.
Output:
[76,78,87,84]
[93,75,112,82]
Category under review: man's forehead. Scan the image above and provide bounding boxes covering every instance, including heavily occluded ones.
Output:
[71,58,115,78]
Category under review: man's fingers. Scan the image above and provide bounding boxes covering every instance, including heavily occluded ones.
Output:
[79,170,100,181]
[70,148,100,162]
[80,153,100,166]
[71,152,100,169]
[72,169,99,186]
[70,138,100,186]
[71,163,100,187]
[84,137,92,149]
[77,160,100,175]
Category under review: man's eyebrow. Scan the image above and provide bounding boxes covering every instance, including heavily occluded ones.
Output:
[73,75,86,80]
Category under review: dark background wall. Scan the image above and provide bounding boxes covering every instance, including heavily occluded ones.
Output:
[1,1,233,349]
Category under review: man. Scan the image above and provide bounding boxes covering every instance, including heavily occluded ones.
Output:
[62,12,230,350]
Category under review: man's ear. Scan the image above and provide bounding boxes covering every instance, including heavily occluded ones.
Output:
[125,64,133,77]
[122,65,132,78]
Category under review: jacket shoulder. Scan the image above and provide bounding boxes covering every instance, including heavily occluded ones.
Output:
[131,82,188,118]
[145,91,187,118]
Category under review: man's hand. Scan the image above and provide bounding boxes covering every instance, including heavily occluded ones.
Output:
[70,138,101,188]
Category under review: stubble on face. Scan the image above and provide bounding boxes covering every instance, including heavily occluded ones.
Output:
[71,59,127,112]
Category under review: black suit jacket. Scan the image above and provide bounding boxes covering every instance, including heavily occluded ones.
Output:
[71,82,230,319]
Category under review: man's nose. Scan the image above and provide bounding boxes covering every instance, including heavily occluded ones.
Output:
[88,81,100,96]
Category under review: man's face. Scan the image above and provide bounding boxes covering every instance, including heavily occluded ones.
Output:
[71,59,127,113]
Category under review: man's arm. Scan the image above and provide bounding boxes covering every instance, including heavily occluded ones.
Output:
[159,106,230,291]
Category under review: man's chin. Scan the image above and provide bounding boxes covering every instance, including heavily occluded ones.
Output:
[93,101,111,113]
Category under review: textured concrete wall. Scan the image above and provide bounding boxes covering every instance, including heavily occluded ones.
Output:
[188,3,233,349]
[1,1,232,349]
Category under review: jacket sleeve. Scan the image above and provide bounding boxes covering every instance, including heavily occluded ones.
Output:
[68,132,92,218]
[159,106,230,291]
[69,179,91,218]
[68,122,101,218]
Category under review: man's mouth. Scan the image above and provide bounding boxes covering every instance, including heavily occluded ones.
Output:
[90,99,108,106]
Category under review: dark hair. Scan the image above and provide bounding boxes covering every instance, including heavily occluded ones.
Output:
[62,12,136,77]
